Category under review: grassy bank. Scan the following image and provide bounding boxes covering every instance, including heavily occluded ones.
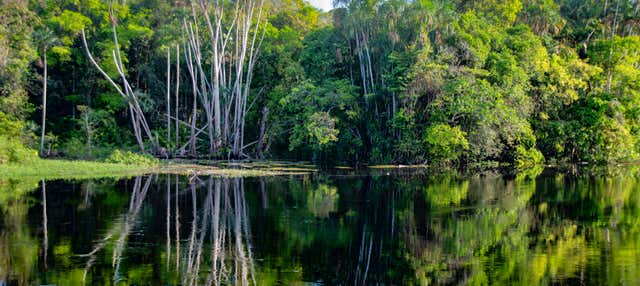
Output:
[0,159,153,180]
[0,159,317,180]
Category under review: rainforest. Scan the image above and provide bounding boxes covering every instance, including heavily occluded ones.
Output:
[0,0,638,167]
[2,1,640,285]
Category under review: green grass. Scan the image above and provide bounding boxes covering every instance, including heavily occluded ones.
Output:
[0,159,152,180]
[0,159,317,180]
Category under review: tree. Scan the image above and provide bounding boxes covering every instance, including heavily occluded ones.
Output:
[81,5,156,153]
[184,0,268,157]
[33,27,59,156]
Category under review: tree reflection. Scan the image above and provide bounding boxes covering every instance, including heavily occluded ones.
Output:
[0,179,39,285]
[0,167,640,285]
[307,183,339,219]
[79,175,153,284]
[175,177,257,286]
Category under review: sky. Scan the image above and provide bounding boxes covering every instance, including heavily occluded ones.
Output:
[307,0,333,11]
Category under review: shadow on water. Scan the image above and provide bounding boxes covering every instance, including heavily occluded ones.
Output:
[0,166,639,285]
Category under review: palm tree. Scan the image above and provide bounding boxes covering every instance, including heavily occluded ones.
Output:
[33,28,59,156]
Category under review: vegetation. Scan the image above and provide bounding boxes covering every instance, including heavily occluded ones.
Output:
[0,159,150,179]
[1,0,639,167]
[0,157,319,179]
[104,150,159,166]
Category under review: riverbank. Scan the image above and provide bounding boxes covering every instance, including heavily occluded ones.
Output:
[0,159,317,180]
[0,159,152,179]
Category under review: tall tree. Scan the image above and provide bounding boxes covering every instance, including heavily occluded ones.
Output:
[33,28,59,156]
[185,0,268,157]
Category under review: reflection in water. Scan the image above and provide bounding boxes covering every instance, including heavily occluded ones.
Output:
[41,180,48,270]
[0,168,639,284]
[178,177,257,286]
[79,176,153,284]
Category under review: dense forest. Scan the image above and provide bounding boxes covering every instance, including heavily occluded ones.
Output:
[1,0,639,166]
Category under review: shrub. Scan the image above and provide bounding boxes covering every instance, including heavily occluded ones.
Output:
[515,145,545,168]
[0,135,38,164]
[423,124,470,165]
[105,150,159,166]
[61,137,112,160]
[0,111,24,138]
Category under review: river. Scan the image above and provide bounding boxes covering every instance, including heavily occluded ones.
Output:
[1,167,639,285]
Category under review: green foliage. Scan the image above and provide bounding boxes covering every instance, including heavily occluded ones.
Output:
[0,1,36,120]
[306,112,339,147]
[391,109,424,163]
[423,124,469,165]
[1,0,639,167]
[60,137,108,160]
[0,136,38,165]
[0,112,24,139]
[515,145,544,168]
[279,79,361,159]
[104,150,158,166]
[0,112,37,164]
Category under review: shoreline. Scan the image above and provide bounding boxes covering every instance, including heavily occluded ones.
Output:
[0,159,317,180]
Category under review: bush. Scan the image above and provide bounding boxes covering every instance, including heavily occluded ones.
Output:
[105,150,159,166]
[0,135,38,164]
[61,137,113,160]
[515,145,545,168]
[0,111,24,138]
[423,124,470,165]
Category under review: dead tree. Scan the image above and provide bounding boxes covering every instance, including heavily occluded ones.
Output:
[184,0,267,158]
[81,9,156,153]
[175,44,181,155]
[167,49,172,152]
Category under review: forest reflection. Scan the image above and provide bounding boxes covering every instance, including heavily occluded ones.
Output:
[0,167,639,285]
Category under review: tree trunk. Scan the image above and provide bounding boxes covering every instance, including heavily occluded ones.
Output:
[82,26,155,153]
[175,45,180,154]
[167,49,171,152]
[256,106,268,159]
[40,50,47,156]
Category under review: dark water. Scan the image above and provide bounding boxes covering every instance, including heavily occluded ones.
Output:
[1,168,640,285]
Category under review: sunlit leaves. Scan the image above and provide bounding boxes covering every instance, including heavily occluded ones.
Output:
[423,123,469,165]
[305,112,340,147]
[48,10,93,45]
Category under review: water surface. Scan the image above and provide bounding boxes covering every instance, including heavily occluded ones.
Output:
[1,168,639,285]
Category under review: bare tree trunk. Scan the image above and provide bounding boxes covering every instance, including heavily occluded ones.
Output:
[40,50,47,156]
[355,31,368,97]
[82,23,156,153]
[80,106,93,158]
[256,106,268,158]
[189,0,267,159]
[167,49,171,152]
[364,33,375,93]
[175,45,180,154]
[186,41,198,157]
